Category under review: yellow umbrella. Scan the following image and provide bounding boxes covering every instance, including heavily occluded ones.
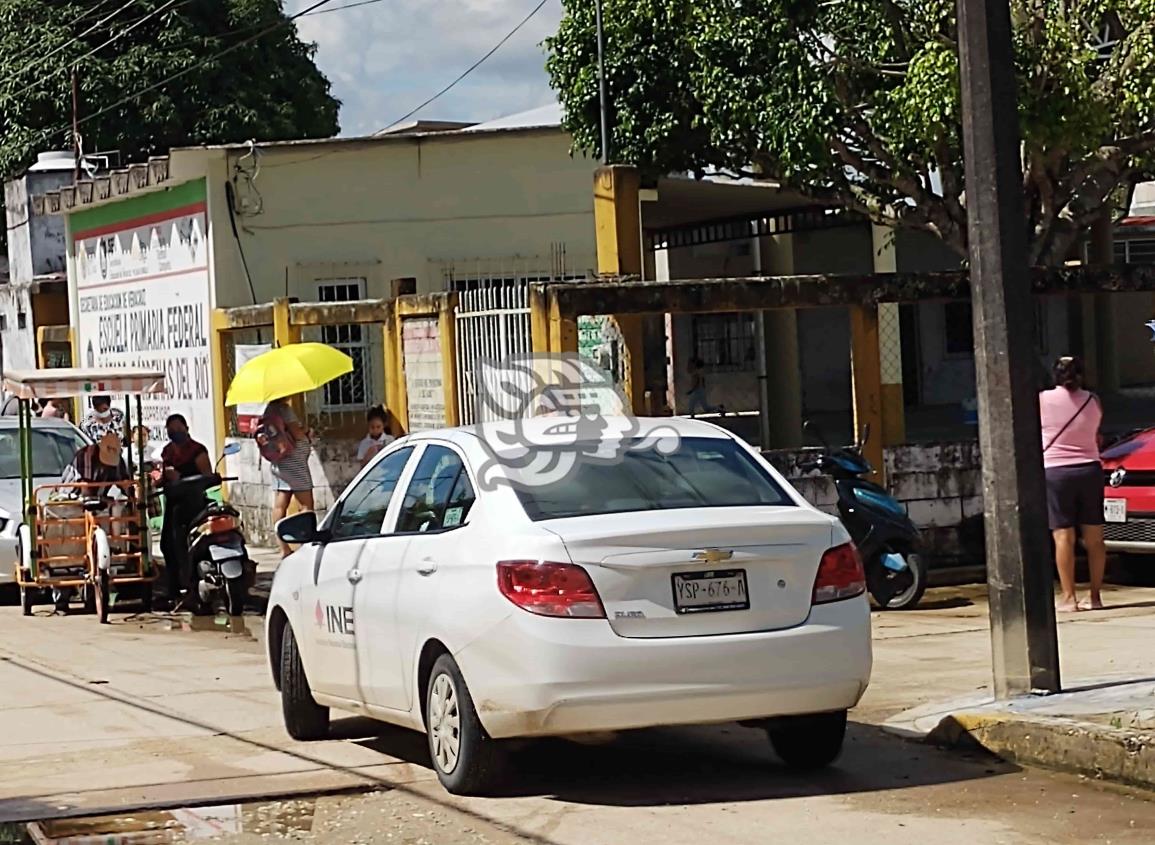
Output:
[224,343,354,406]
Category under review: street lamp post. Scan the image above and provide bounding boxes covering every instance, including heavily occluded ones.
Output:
[957,0,1061,697]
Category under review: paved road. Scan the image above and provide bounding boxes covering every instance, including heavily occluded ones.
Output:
[2,584,1155,844]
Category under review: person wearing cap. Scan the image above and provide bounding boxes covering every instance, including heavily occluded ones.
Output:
[62,432,132,496]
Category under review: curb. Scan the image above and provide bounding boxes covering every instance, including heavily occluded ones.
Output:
[928,711,1155,790]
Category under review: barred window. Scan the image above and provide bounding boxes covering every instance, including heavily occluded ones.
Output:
[316,278,368,410]
[691,313,756,372]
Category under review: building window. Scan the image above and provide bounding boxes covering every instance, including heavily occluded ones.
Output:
[1117,238,1155,264]
[16,312,26,330]
[943,302,974,356]
[316,278,368,410]
[692,313,757,371]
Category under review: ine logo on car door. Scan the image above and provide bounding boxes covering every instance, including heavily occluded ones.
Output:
[305,446,414,702]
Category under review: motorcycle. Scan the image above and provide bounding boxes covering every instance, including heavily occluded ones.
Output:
[156,443,252,616]
[800,422,927,610]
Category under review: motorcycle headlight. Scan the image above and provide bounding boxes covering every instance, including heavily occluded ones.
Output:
[852,486,908,519]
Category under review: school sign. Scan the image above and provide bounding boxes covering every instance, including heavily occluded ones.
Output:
[69,179,218,453]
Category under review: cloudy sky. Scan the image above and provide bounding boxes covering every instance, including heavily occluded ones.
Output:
[288,0,565,137]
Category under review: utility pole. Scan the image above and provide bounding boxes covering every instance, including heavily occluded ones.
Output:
[594,0,609,164]
[957,0,1061,697]
[71,67,81,182]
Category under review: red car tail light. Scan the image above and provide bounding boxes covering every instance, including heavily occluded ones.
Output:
[497,561,606,619]
[812,543,866,605]
[204,515,238,534]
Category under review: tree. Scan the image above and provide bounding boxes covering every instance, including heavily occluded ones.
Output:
[546,0,1155,266]
[0,0,340,185]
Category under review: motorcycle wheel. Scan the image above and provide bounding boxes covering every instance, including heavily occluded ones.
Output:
[868,551,928,611]
[225,575,247,617]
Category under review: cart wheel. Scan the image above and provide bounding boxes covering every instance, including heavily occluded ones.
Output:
[94,572,110,625]
[17,526,33,617]
[140,582,154,613]
[20,586,34,617]
[82,584,97,615]
[91,529,112,625]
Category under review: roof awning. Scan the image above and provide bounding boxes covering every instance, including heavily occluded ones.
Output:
[3,368,167,400]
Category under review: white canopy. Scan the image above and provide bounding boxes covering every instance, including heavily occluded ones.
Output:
[2,367,167,400]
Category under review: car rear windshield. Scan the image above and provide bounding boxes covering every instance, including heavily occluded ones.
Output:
[0,428,88,479]
[511,437,794,521]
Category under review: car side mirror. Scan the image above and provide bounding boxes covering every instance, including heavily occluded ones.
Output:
[277,510,320,544]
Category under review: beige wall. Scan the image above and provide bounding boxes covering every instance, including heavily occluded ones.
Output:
[173,129,600,308]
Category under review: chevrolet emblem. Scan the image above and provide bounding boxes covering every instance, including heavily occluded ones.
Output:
[692,549,734,564]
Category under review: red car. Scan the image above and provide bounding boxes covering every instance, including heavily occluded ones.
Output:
[1101,428,1155,554]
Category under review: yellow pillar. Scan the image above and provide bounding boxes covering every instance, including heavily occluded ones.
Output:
[209,309,231,475]
[548,295,578,355]
[529,285,551,354]
[272,298,304,420]
[850,304,885,483]
[594,165,647,414]
[384,305,408,435]
[872,224,906,445]
[439,293,460,428]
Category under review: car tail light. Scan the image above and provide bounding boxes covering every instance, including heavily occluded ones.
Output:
[812,543,866,605]
[497,561,606,619]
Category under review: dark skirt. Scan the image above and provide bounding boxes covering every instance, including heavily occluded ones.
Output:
[1044,462,1104,530]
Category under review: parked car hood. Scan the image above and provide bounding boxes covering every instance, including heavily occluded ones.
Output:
[1102,428,1155,471]
[0,476,66,523]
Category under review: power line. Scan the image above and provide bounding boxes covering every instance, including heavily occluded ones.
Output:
[0,0,120,70]
[0,0,139,91]
[380,0,554,132]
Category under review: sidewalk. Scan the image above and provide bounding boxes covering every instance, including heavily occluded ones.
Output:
[878,584,1155,789]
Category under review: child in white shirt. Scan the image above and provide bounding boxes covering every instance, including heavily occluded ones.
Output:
[356,405,395,467]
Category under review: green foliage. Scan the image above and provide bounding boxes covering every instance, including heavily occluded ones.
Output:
[0,0,340,183]
[547,0,1155,265]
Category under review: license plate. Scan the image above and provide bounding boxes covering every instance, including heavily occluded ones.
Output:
[672,569,749,614]
[1104,498,1127,524]
[209,543,244,562]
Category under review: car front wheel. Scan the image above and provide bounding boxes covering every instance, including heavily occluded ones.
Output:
[767,710,848,770]
[426,654,503,795]
[279,624,329,741]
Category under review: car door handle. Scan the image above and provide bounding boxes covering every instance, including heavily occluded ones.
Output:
[347,568,363,584]
[416,559,438,576]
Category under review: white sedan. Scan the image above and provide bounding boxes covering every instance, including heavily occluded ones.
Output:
[266,417,872,794]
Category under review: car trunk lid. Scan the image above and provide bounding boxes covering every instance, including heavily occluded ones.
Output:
[543,507,835,638]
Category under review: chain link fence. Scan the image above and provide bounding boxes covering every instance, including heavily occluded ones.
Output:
[878,303,903,388]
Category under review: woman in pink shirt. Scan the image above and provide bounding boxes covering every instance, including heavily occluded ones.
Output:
[1039,356,1106,612]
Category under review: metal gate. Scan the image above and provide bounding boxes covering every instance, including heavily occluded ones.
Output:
[454,280,533,425]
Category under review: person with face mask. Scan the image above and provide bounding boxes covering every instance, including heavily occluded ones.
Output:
[157,414,213,608]
[80,395,125,442]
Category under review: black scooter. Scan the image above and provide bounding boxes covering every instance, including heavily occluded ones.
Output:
[800,423,927,610]
[157,445,252,616]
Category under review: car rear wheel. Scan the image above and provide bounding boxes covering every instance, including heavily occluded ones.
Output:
[425,654,503,795]
[279,625,329,741]
[767,710,848,770]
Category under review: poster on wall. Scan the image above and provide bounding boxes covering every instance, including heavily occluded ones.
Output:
[233,344,271,433]
[402,317,446,431]
[71,179,216,453]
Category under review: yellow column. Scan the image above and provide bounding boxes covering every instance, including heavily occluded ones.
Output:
[850,304,885,483]
[872,224,906,446]
[209,309,231,472]
[529,285,551,354]
[272,298,303,420]
[386,307,409,433]
[594,165,647,414]
[439,293,460,428]
[548,295,578,355]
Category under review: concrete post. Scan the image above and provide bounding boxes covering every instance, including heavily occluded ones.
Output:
[755,233,803,448]
[1090,212,1119,392]
[958,0,1060,697]
[439,292,460,428]
[209,309,231,470]
[594,165,647,414]
[383,304,407,435]
[849,304,885,482]
[872,224,906,445]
